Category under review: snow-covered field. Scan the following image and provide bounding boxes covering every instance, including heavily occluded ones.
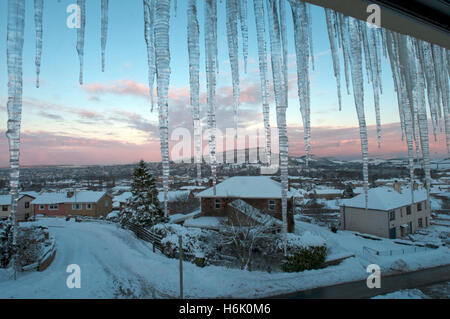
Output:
[0,217,449,299]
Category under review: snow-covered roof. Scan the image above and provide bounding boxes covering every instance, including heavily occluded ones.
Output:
[32,191,109,205]
[341,187,427,211]
[114,192,132,203]
[196,176,299,199]
[0,193,37,205]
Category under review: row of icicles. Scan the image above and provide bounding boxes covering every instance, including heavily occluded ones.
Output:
[5,0,450,254]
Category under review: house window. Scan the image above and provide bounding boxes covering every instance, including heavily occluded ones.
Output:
[215,199,221,209]
[72,204,82,210]
[417,203,422,212]
[2,206,8,212]
[406,206,411,215]
[418,218,423,228]
[105,201,108,207]
[86,203,92,210]
[268,200,276,211]
[39,205,45,210]
[25,202,30,209]
[408,222,413,234]
[49,204,59,210]
[389,211,396,221]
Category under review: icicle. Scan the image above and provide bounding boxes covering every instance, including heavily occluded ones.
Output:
[347,17,368,209]
[205,0,218,194]
[337,13,351,95]
[226,0,240,145]
[324,8,342,111]
[238,0,248,73]
[306,3,314,70]
[101,0,109,72]
[76,0,86,85]
[6,0,26,279]
[279,0,288,103]
[252,0,271,164]
[289,0,311,166]
[34,0,43,88]
[144,0,156,111]
[154,0,171,217]
[267,0,288,255]
[187,0,202,185]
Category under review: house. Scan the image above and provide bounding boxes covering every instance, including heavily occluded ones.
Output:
[340,183,431,239]
[32,191,113,218]
[195,176,298,232]
[0,193,36,221]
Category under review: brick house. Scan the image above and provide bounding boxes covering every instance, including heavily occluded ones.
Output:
[340,183,431,239]
[32,191,113,218]
[195,176,298,232]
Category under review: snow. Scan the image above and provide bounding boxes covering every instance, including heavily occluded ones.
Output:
[184,216,225,230]
[0,218,448,298]
[196,176,298,199]
[32,191,108,205]
[342,186,427,211]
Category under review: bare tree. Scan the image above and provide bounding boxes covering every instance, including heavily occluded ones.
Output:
[220,200,281,270]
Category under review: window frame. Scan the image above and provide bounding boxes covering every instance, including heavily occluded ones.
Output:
[25,202,30,209]
[214,199,221,209]
[39,205,45,211]
[417,202,422,212]
[72,203,82,211]
[418,218,423,228]
[86,203,92,210]
[49,204,59,211]
[406,206,411,215]
[2,205,8,212]
[268,199,276,211]
[389,211,396,221]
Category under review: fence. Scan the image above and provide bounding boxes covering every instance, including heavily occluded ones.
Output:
[363,245,429,257]
[125,222,163,253]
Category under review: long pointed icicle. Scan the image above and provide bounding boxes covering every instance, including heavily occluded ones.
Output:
[252,0,271,165]
[348,18,369,209]
[144,0,156,111]
[238,0,248,73]
[289,0,311,166]
[34,0,43,88]
[226,0,240,145]
[76,0,86,85]
[187,0,202,185]
[205,0,218,194]
[324,8,342,111]
[267,0,288,255]
[154,0,171,217]
[6,0,26,278]
[101,0,109,72]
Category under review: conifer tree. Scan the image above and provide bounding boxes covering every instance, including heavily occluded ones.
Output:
[118,160,167,228]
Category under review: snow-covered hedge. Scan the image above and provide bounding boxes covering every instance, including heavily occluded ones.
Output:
[151,223,217,261]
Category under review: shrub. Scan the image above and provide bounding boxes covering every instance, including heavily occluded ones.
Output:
[281,246,328,272]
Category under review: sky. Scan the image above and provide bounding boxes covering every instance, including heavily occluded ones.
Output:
[0,0,447,167]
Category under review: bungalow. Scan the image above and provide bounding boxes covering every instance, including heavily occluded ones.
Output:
[0,193,36,221]
[195,176,298,232]
[340,183,430,239]
[32,191,113,218]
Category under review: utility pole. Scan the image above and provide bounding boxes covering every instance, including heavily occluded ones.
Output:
[179,235,183,299]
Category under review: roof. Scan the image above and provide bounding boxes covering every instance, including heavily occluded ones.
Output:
[32,191,108,205]
[195,176,299,199]
[341,187,427,211]
[114,190,191,204]
[0,193,36,205]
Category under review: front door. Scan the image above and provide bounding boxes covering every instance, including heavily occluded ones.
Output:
[389,227,396,239]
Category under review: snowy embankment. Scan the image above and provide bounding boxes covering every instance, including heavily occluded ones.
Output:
[0,217,449,299]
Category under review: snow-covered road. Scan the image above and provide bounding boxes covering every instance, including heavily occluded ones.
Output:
[0,219,174,298]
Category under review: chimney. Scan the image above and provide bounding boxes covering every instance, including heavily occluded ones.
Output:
[393,180,402,194]
[67,191,74,198]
